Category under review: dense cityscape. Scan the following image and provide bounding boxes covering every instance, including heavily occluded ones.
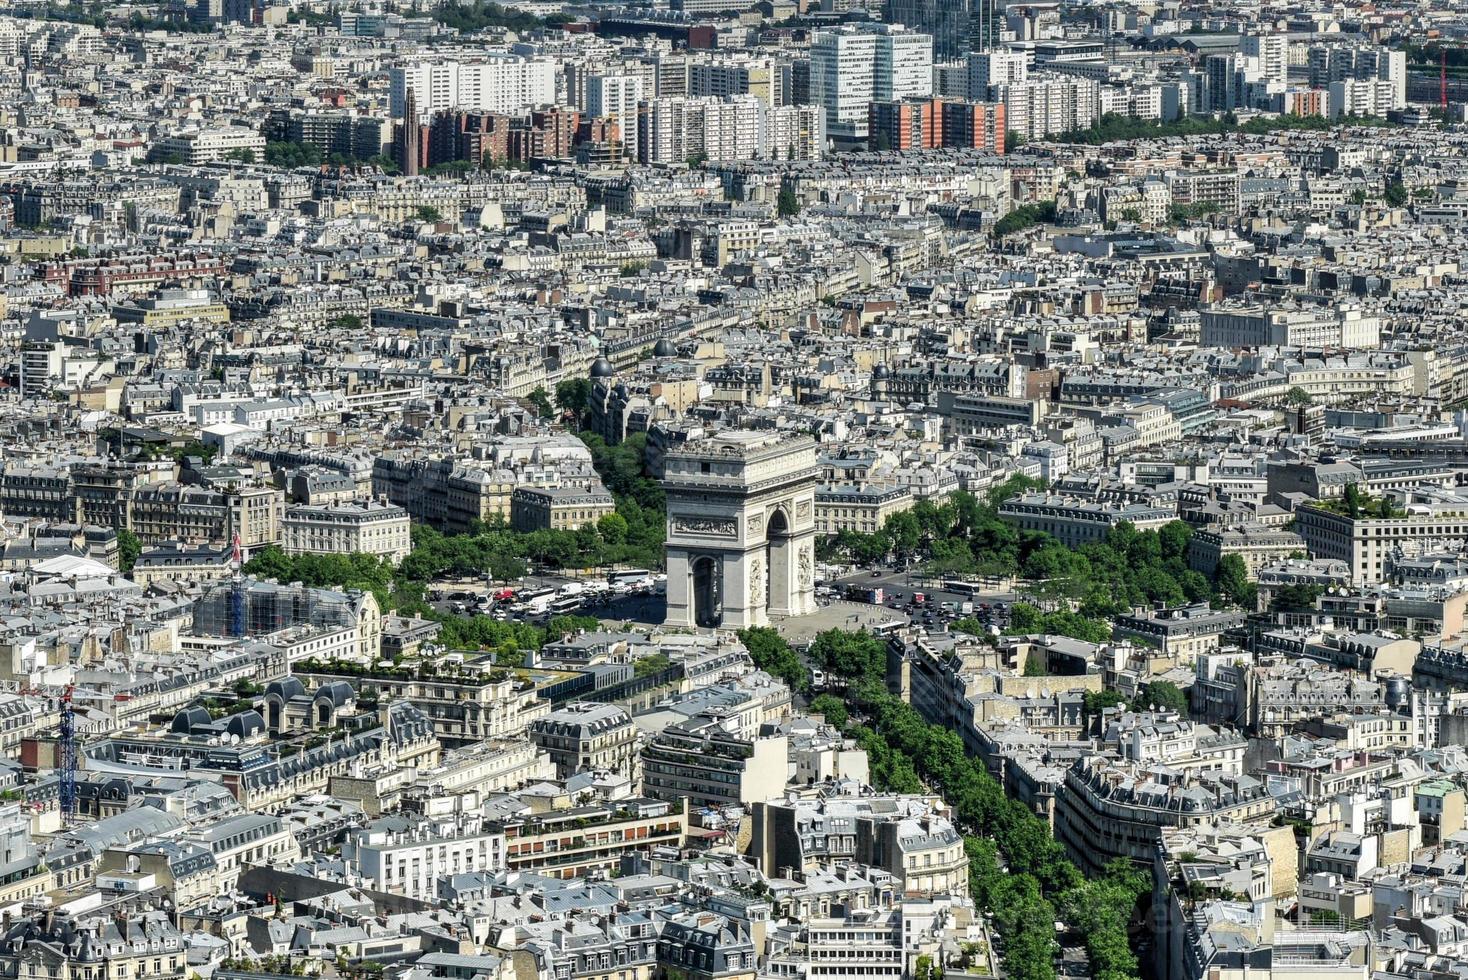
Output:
[2,0,1468,979]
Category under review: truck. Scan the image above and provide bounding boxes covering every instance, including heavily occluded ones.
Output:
[845,585,885,604]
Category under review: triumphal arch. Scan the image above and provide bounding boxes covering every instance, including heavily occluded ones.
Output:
[662,431,819,629]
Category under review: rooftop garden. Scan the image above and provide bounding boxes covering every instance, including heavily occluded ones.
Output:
[1311,484,1408,519]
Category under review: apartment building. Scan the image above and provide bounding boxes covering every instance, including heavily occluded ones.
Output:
[1199,305,1380,349]
[997,492,1175,548]
[510,484,616,533]
[993,76,1098,141]
[1294,501,1468,585]
[346,814,505,900]
[867,98,1004,153]
[282,499,412,563]
[638,96,763,164]
[292,664,549,747]
[1188,523,1307,579]
[813,482,914,535]
[811,25,933,141]
[751,794,968,898]
[1112,603,1246,663]
[1055,757,1276,874]
[640,717,787,808]
[372,453,515,532]
[496,799,687,879]
[389,57,556,118]
[112,289,230,328]
[148,127,264,165]
[587,74,644,161]
[528,702,642,783]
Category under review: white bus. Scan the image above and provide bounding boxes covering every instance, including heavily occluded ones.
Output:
[546,595,583,617]
[608,568,652,588]
[942,580,986,597]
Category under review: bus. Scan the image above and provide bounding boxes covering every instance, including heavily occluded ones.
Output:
[546,595,583,617]
[609,568,652,588]
[514,588,557,616]
[942,580,986,597]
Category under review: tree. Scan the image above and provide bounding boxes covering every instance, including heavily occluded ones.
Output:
[329,314,363,331]
[264,141,323,169]
[1083,689,1128,722]
[809,693,848,729]
[1006,130,1026,150]
[1119,207,1142,223]
[1159,520,1192,560]
[1286,386,1312,406]
[808,629,887,687]
[685,150,708,168]
[1342,482,1363,518]
[992,199,1058,237]
[777,187,800,217]
[1384,179,1409,208]
[415,205,443,223]
[555,377,592,422]
[224,147,255,164]
[597,512,629,545]
[117,529,142,573]
[1270,583,1322,614]
[737,627,806,691]
[527,388,554,419]
[1214,553,1255,609]
[1132,680,1189,715]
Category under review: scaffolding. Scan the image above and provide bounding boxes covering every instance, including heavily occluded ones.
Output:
[193,577,362,639]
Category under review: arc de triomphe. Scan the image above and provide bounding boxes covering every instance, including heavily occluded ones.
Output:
[662,431,819,629]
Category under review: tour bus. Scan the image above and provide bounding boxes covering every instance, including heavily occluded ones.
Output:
[942,580,986,597]
[544,595,584,618]
[515,588,558,616]
[608,568,653,590]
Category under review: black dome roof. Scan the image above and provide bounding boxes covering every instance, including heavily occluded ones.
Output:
[653,338,676,357]
[590,357,615,378]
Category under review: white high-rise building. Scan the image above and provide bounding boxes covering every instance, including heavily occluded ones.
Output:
[388,57,556,118]
[1308,44,1407,111]
[765,103,825,161]
[995,76,1099,141]
[810,24,932,140]
[878,28,935,101]
[637,96,823,164]
[639,96,762,164]
[1241,33,1288,87]
[588,74,645,162]
[1328,78,1397,118]
[966,49,1028,99]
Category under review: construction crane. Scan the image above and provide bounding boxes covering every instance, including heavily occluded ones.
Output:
[58,684,76,826]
